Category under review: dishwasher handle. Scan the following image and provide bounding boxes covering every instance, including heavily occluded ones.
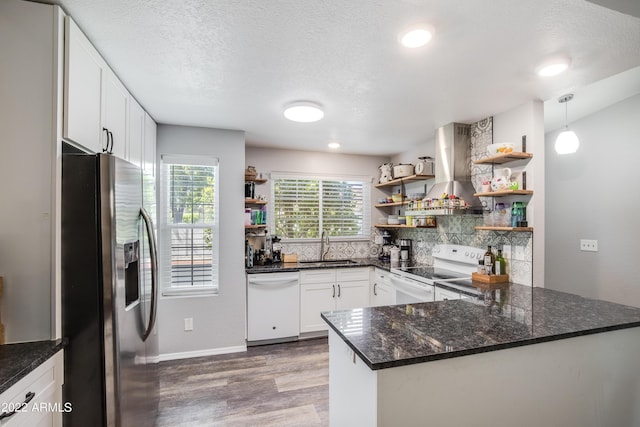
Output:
[248,277,299,286]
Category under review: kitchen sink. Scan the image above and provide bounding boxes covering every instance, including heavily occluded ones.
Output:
[299,259,357,267]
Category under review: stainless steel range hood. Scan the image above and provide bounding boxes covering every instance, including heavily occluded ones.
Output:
[424,122,482,210]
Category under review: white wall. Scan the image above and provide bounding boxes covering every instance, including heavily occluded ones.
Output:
[545,94,640,307]
[157,125,247,358]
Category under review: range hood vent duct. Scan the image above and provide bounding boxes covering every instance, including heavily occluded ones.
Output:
[425,122,482,210]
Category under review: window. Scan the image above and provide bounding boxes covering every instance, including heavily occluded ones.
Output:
[271,173,371,240]
[159,155,219,295]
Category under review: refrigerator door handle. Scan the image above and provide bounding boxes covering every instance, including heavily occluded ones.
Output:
[140,207,158,342]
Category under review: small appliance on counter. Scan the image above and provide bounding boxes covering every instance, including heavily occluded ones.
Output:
[272,235,282,263]
[398,238,412,261]
[379,230,394,261]
[246,240,254,268]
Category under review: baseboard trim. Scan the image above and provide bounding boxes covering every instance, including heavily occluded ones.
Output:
[159,345,247,362]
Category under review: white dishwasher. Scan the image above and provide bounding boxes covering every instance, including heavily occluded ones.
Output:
[247,272,300,345]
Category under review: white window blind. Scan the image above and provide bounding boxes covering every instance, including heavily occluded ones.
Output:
[159,155,219,295]
[271,173,371,240]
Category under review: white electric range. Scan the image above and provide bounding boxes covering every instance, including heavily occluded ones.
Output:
[389,244,486,303]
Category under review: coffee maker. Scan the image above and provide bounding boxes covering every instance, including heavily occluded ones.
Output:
[398,239,412,262]
[379,231,394,261]
[271,235,282,263]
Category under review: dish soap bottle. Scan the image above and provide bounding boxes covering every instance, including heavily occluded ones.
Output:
[495,249,506,276]
[484,246,496,274]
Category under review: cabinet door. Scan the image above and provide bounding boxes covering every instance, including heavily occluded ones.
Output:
[374,281,395,306]
[63,17,103,153]
[127,97,144,167]
[336,280,370,310]
[102,70,128,159]
[300,282,335,333]
[143,112,156,177]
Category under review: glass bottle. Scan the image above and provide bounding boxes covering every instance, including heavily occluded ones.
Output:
[478,259,485,274]
[495,249,506,276]
[484,246,495,274]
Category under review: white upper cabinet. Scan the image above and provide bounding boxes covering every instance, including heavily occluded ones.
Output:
[128,97,145,168]
[102,70,128,159]
[143,112,157,176]
[63,16,103,153]
[63,17,130,159]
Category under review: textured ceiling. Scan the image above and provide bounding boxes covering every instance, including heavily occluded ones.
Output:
[53,0,640,155]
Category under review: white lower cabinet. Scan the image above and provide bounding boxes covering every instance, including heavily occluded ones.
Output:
[370,268,396,307]
[0,351,64,427]
[300,268,370,333]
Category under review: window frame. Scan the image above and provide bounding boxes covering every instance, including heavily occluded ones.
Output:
[269,172,372,242]
[159,154,220,297]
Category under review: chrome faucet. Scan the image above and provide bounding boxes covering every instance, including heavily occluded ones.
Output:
[320,230,330,261]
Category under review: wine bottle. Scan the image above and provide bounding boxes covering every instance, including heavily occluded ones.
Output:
[495,249,506,275]
[484,246,496,274]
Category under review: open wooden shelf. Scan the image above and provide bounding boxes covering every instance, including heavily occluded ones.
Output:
[245,198,267,205]
[374,224,414,229]
[375,174,434,188]
[474,190,533,197]
[374,201,410,208]
[245,176,267,183]
[245,224,267,229]
[473,152,533,165]
[475,226,533,232]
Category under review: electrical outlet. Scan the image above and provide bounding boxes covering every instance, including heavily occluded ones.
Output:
[184,318,194,331]
[502,244,512,259]
[514,245,525,261]
[580,239,598,252]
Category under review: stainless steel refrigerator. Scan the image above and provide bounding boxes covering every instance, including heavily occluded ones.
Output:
[61,150,159,427]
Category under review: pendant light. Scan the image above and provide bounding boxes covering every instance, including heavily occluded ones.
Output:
[555,94,579,154]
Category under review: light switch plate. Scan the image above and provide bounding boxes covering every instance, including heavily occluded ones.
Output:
[184,317,194,331]
[580,239,598,252]
[514,246,525,261]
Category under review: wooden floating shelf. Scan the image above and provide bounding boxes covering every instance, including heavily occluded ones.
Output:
[245,176,267,183]
[245,198,267,205]
[474,152,533,165]
[375,174,434,188]
[374,224,414,228]
[474,226,533,232]
[474,190,533,197]
[245,224,267,229]
[374,201,410,208]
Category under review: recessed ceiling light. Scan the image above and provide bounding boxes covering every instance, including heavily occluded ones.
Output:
[536,56,570,77]
[283,101,324,123]
[399,25,434,48]
[328,142,341,149]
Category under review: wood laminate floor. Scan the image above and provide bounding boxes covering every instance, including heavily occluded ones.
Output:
[156,338,329,427]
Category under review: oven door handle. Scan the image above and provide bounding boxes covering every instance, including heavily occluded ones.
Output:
[390,275,431,292]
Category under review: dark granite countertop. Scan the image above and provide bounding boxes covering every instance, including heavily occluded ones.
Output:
[321,284,640,370]
[0,340,65,395]
[246,257,393,273]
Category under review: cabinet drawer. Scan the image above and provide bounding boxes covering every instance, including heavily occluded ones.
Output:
[0,351,63,427]
[300,269,336,284]
[336,268,370,282]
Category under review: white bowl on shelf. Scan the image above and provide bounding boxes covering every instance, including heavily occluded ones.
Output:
[486,142,515,156]
[378,217,387,224]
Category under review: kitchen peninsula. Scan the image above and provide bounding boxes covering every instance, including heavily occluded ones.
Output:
[322,284,640,427]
